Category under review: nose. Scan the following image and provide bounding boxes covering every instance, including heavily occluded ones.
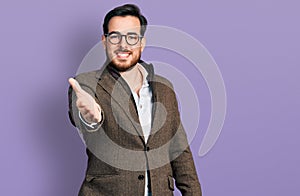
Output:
[119,35,128,48]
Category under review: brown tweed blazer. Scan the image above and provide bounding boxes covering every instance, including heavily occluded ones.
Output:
[68,61,201,196]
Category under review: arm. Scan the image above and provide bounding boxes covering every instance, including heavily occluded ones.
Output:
[170,125,202,195]
[68,78,104,133]
[168,87,202,195]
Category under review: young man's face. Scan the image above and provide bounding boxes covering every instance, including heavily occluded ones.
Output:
[103,15,145,72]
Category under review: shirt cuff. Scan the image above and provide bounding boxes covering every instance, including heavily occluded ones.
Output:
[78,110,104,131]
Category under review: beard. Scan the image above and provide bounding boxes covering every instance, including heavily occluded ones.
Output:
[106,47,141,72]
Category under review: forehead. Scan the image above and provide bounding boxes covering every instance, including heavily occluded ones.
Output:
[108,16,141,34]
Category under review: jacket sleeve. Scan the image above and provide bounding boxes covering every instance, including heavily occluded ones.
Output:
[168,86,202,195]
[170,126,202,195]
[68,74,103,134]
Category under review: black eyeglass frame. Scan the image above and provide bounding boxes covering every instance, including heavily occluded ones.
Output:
[104,32,144,46]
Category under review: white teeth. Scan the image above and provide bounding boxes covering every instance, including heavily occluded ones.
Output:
[117,53,130,58]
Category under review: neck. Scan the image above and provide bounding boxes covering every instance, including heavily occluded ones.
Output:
[120,64,143,93]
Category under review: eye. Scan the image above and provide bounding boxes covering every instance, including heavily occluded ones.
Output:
[109,34,120,40]
[127,34,138,41]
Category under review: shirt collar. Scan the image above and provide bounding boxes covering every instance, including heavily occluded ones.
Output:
[137,63,149,87]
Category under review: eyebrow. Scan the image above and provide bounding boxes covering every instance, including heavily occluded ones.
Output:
[108,31,139,35]
[108,31,120,35]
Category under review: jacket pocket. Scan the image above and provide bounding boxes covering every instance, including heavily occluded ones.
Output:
[85,174,119,182]
[168,176,174,191]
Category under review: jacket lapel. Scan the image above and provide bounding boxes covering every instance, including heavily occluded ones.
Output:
[96,68,146,143]
[147,80,167,143]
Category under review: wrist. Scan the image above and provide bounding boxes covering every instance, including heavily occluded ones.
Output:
[78,110,104,130]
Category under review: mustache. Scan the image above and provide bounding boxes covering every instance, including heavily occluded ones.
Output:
[114,48,132,53]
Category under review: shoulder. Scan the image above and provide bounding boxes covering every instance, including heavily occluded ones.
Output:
[73,70,102,94]
[153,74,174,90]
[141,60,174,90]
[74,70,99,84]
[152,74,179,102]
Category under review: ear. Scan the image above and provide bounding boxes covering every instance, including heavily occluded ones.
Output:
[141,36,146,52]
[101,35,106,49]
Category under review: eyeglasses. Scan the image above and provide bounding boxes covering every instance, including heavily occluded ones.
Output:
[105,32,143,46]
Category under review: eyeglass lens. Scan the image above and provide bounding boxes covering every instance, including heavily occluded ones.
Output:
[107,33,140,45]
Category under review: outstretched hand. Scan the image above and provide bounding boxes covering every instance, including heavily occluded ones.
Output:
[69,78,102,124]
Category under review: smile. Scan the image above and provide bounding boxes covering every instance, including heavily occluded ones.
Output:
[115,51,131,59]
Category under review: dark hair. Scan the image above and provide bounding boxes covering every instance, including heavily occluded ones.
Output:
[103,4,148,36]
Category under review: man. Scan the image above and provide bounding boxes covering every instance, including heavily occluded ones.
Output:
[68,4,201,196]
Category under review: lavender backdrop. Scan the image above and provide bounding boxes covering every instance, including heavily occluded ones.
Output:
[1,0,299,195]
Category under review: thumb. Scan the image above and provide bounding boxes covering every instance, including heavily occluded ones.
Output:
[68,78,83,95]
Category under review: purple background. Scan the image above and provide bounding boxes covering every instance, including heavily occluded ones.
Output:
[1,0,299,195]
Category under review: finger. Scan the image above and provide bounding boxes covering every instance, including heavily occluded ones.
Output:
[68,78,83,95]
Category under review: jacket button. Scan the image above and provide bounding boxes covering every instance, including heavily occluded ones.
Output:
[138,175,144,180]
[145,146,150,151]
